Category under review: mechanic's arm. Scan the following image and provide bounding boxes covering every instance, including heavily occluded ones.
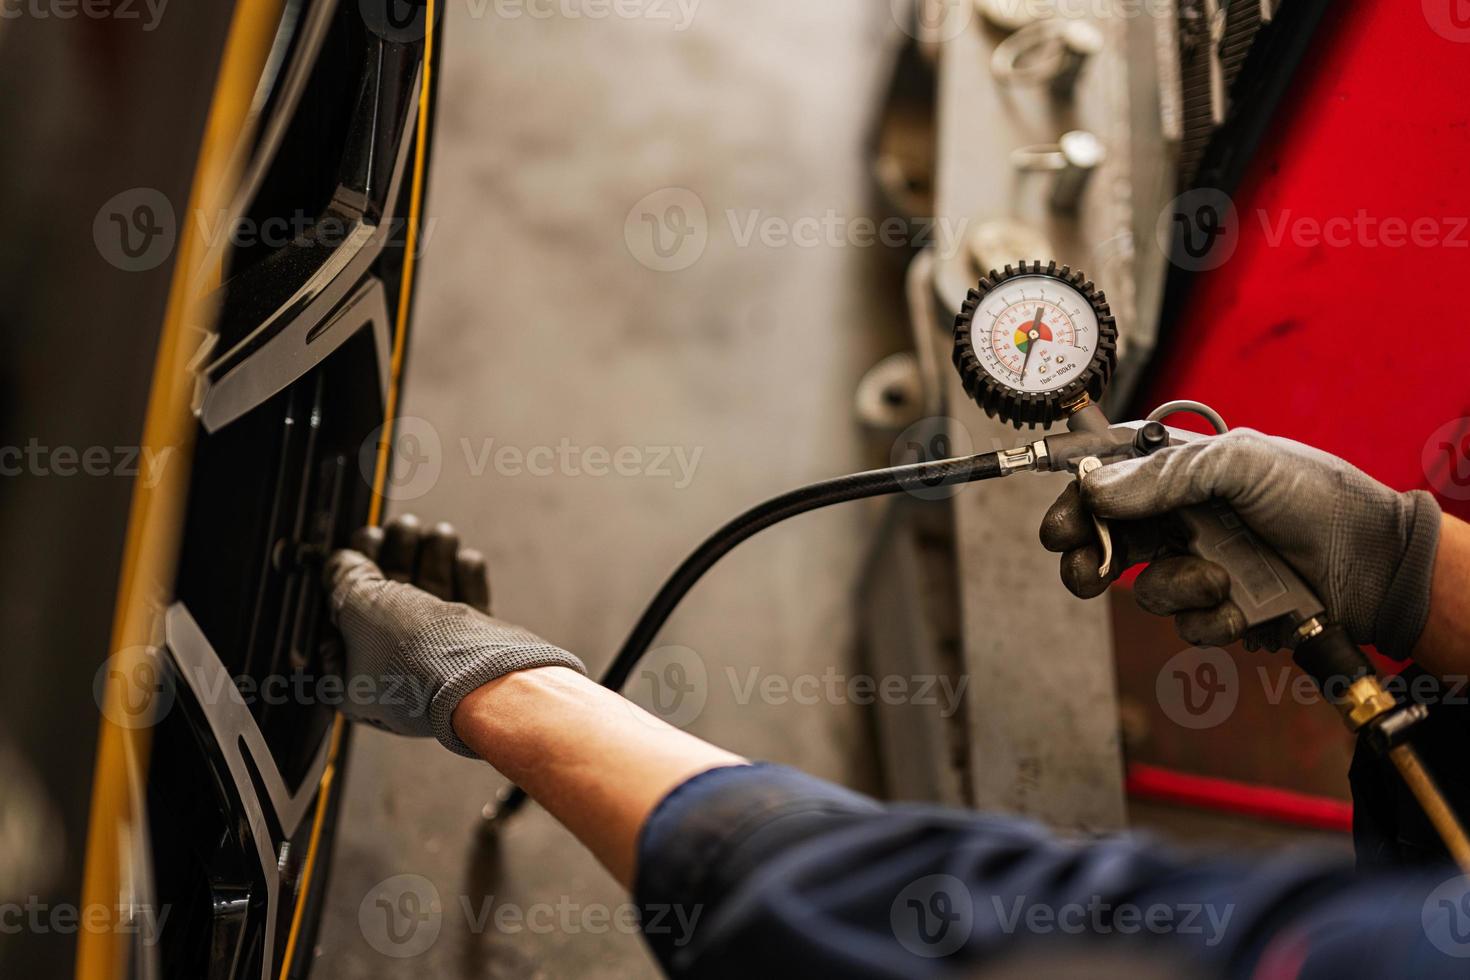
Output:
[324,515,743,888]
[452,669,744,886]
[327,513,1466,979]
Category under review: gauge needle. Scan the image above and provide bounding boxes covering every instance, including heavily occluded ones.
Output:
[1019,329,1039,381]
[1018,308,1044,382]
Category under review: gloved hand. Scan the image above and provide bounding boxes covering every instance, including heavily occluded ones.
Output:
[325,515,586,756]
[1040,429,1442,657]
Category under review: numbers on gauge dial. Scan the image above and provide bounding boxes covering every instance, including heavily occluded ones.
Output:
[978,276,1100,394]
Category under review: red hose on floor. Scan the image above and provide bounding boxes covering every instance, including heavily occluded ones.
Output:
[1127,762,1353,834]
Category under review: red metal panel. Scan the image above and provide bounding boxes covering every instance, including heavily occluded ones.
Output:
[1138,0,1470,520]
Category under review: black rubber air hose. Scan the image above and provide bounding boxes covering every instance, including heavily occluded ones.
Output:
[488,450,1007,823]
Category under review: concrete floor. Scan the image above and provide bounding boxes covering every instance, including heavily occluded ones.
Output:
[315,4,907,976]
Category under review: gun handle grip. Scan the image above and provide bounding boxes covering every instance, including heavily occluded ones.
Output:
[1177,501,1325,630]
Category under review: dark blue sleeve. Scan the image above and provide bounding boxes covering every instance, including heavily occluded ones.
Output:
[633,764,1470,979]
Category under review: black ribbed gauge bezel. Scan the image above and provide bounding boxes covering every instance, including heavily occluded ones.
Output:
[952,260,1118,429]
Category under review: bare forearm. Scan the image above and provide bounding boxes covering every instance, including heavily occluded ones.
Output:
[1412,513,1470,680]
[451,667,747,888]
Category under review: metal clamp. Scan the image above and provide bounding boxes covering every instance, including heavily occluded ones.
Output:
[991,19,1104,97]
[997,442,1046,475]
[1011,130,1106,211]
[976,0,1052,33]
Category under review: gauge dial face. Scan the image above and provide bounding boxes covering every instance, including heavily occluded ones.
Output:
[974,275,1100,395]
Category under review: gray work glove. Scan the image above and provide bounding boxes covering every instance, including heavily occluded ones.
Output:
[325,515,586,756]
[1040,429,1442,658]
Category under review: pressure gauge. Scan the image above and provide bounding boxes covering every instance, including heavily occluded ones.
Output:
[952,261,1118,428]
